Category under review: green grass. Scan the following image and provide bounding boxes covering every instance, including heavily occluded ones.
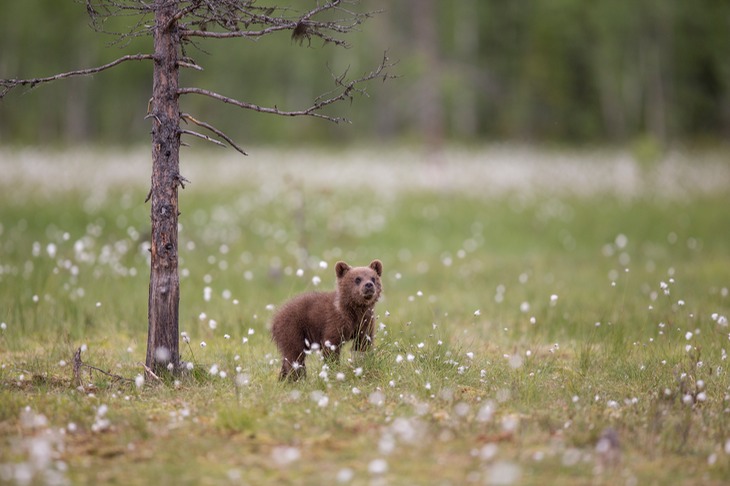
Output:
[1,148,729,484]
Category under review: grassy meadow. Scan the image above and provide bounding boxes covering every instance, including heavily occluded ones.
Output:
[1,146,729,485]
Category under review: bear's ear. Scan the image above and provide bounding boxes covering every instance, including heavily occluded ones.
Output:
[335,261,351,279]
[369,259,383,276]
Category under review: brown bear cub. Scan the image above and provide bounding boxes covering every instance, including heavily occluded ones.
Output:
[271,259,383,380]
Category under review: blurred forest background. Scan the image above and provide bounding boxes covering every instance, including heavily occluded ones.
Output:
[1,0,729,148]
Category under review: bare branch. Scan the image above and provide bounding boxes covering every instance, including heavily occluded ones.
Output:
[178,60,203,71]
[180,129,226,148]
[180,24,294,40]
[177,0,376,48]
[139,362,163,383]
[181,113,248,155]
[178,52,396,124]
[72,347,134,387]
[0,54,153,98]
[179,87,342,121]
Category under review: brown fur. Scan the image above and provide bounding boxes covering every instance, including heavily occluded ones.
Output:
[271,259,383,380]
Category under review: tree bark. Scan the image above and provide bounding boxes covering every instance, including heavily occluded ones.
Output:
[146,0,181,374]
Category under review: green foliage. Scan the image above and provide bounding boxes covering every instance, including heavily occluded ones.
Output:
[2,1,730,145]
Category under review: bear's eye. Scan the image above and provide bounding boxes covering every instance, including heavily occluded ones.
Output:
[355,277,362,285]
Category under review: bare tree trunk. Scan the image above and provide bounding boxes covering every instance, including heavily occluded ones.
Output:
[0,1,391,378]
[146,0,181,374]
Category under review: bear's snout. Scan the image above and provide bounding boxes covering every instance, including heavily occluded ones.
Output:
[361,281,377,299]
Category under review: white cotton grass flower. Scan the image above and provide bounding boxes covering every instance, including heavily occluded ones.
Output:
[236,373,250,387]
[135,374,144,389]
[200,341,207,348]
[208,319,217,330]
[486,461,521,485]
[501,414,520,433]
[92,404,111,432]
[477,401,496,422]
[337,468,354,483]
[474,309,481,316]
[312,276,322,286]
[155,346,171,362]
[368,458,388,475]
[271,446,301,467]
[369,391,385,406]
[46,243,57,258]
[479,443,499,461]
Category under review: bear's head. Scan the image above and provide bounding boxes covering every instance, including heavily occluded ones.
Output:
[335,259,383,307]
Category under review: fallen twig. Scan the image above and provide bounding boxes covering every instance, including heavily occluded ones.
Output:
[72,347,134,387]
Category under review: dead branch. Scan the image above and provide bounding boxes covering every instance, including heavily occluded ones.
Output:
[179,87,342,121]
[72,347,134,387]
[180,129,226,148]
[178,53,394,126]
[140,362,163,383]
[177,0,375,48]
[181,113,248,155]
[0,54,153,98]
[178,61,203,71]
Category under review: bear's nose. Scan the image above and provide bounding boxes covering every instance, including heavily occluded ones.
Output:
[364,282,374,290]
